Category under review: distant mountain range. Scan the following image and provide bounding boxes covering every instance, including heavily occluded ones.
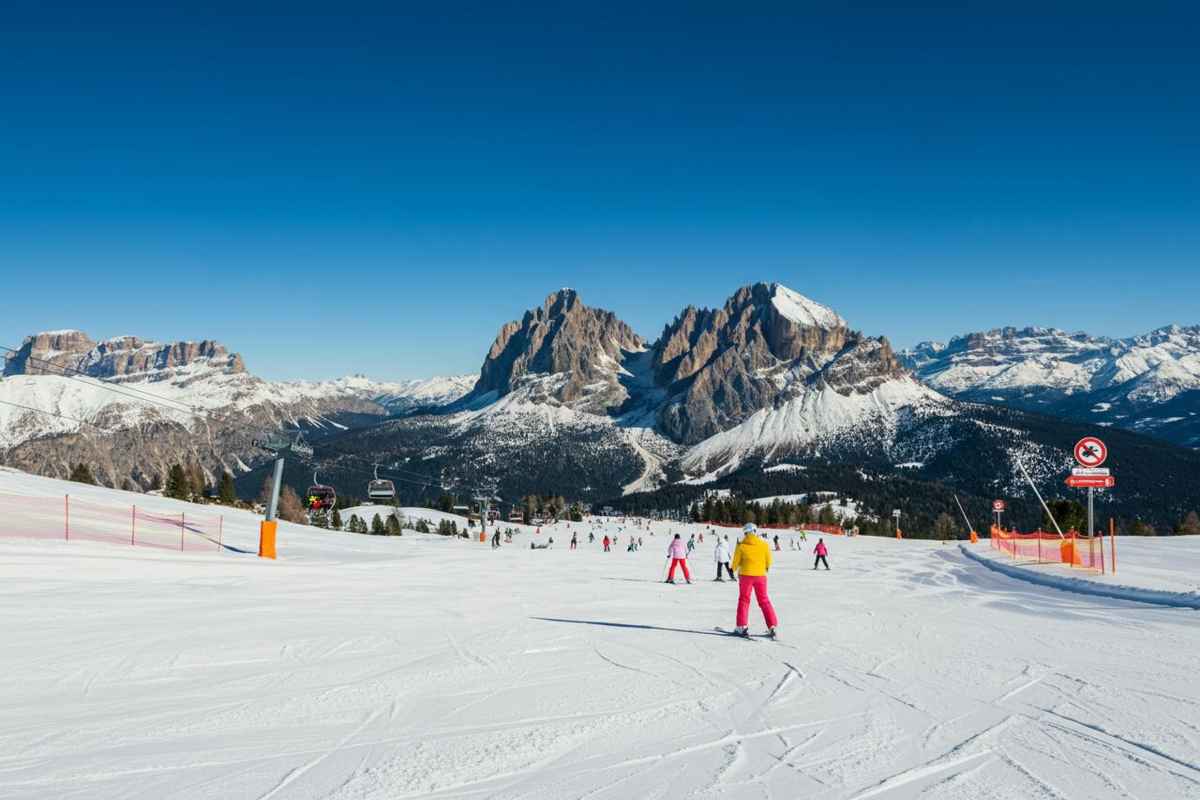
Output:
[4,288,1199,532]
[899,325,1200,447]
[0,330,474,486]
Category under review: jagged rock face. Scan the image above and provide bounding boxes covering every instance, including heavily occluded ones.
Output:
[4,331,245,379]
[816,338,906,391]
[470,289,646,413]
[653,283,906,444]
[3,331,96,376]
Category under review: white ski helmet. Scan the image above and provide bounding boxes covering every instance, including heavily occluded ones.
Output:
[742,523,757,534]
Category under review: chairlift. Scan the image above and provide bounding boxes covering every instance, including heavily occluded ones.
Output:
[368,464,396,501]
[291,433,314,459]
[306,471,336,511]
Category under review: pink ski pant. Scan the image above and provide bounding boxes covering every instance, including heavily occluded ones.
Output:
[736,575,779,628]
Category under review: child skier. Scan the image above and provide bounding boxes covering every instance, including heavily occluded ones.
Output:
[813,538,830,570]
[713,535,734,581]
[773,534,781,551]
[730,523,778,638]
[570,532,578,550]
[602,535,611,552]
[665,534,691,584]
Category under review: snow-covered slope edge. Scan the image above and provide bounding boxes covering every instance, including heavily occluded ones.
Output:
[681,378,950,477]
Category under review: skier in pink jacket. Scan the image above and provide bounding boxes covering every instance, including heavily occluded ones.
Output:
[665,534,691,584]
[813,538,830,570]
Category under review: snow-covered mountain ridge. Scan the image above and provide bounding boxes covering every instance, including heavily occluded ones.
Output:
[900,324,1200,446]
[0,330,474,485]
[7,288,1199,510]
[345,283,955,493]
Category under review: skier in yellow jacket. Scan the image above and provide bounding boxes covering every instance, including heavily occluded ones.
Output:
[730,523,779,638]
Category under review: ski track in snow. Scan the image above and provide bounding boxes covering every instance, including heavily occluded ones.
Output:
[1,472,1200,798]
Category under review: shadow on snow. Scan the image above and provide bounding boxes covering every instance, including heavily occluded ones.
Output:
[531,616,726,638]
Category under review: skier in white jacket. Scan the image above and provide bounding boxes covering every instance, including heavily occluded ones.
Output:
[714,535,734,582]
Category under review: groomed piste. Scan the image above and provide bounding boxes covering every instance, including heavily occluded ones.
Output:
[1,468,1199,799]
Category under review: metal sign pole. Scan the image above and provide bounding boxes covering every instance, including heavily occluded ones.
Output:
[266,457,284,522]
[1088,486,1094,539]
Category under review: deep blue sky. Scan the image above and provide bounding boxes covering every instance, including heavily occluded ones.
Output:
[2,2,1197,380]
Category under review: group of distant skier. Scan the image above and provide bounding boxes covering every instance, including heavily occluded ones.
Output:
[496,515,833,640]
[658,524,832,638]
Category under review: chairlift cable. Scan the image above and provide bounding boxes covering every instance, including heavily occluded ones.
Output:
[0,398,105,429]
[1,345,200,413]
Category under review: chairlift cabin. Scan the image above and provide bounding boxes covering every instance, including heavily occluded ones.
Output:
[306,472,336,512]
[367,465,395,501]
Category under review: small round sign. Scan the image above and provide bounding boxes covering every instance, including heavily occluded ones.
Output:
[992,499,1006,513]
[1074,436,1108,468]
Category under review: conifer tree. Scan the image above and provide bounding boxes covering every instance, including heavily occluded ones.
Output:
[934,512,957,542]
[68,463,97,485]
[1130,519,1156,536]
[187,463,207,500]
[165,464,189,500]
[218,471,238,505]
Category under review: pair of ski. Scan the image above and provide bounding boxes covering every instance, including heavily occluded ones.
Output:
[715,627,777,641]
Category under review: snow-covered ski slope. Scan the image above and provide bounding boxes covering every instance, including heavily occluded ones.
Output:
[964,542,1200,608]
[2,472,1200,798]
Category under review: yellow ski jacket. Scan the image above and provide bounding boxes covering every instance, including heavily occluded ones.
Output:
[731,533,772,577]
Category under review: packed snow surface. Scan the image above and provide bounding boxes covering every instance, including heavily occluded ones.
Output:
[2,470,1200,799]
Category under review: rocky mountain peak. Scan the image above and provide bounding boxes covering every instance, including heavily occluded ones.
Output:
[650,282,907,444]
[650,283,849,388]
[468,289,646,413]
[3,330,246,380]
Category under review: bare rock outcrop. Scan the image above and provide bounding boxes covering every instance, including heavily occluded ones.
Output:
[4,331,245,380]
[652,283,906,444]
[468,289,646,413]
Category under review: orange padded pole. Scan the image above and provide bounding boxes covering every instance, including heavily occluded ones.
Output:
[259,520,277,559]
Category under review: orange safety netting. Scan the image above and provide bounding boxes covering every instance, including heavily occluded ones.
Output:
[703,520,845,535]
[989,525,1106,572]
[0,491,227,554]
